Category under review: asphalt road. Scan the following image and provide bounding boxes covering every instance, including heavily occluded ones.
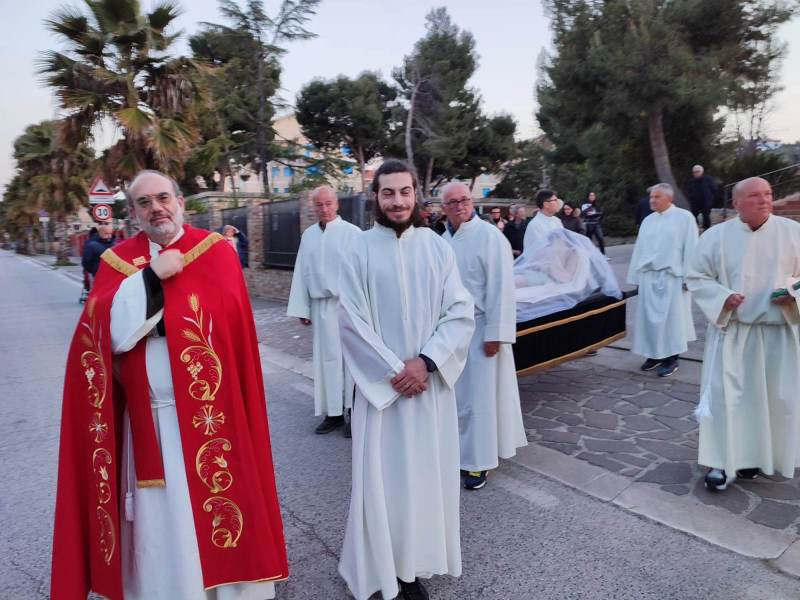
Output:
[2,249,799,600]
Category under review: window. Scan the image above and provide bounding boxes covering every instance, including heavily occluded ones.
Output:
[341,144,351,156]
[271,166,280,178]
[482,187,492,198]
[308,166,319,175]
[273,187,279,194]
[343,166,353,175]
[283,167,293,177]
[284,187,290,193]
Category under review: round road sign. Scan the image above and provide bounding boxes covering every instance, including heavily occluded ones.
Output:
[92,204,112,222]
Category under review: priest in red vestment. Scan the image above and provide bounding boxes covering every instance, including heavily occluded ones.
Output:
[51,170,288,600]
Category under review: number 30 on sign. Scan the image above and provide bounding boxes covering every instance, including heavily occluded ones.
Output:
[92,204,112,222]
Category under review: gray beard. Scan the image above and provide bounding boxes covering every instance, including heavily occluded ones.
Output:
[142,213,184,245]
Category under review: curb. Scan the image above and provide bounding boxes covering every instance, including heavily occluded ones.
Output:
[254,341,800,578]
[10,252,84,285]
[509,443,800,578]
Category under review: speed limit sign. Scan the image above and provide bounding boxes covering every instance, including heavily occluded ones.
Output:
[92,203,112,222]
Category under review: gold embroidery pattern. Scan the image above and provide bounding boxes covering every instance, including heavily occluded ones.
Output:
[92,448,112,505]
[203,496,244,548]
[97,507,116,565]
[180,294,222,403]
[100,248,139,277]
[183,232,224,267]
[193,404,226,436]
[196,438,233,493]
[182,294,242,549]
[80,297,115,564]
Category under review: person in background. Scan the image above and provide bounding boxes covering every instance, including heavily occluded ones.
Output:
[503,204,529,258]
[581,191,606,255]
[687,164,718,231]
[81,223,115,280]
[636,192,653,226]
[489,206,507,231]
[222,224,249,268]
[558,203,585,234]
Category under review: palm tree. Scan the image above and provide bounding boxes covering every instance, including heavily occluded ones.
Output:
[13,121,95,263]
[38,0,201,180]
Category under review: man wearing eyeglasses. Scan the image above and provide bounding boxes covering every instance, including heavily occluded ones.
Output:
[522,189,564,253]
[441,183,527,492]
[51,170,287,599]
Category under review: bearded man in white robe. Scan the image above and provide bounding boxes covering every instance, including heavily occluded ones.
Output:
[627,183,698,377]
[523,189,563,252]
[337,160,474,600]
[686,177,800,492]
[287,185,360,436]
[441,182,527,491]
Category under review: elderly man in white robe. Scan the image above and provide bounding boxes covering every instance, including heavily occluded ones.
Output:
[337,159,474,600]
[287,185,360,436]
[523,189,563,252]
[626,183,698,377]
[686,177,800,492]
[441,182,527,491]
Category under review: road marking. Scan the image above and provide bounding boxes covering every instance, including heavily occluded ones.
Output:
[490,472,560,509]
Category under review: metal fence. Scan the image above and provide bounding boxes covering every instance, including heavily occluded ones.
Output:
[262,199,302,268]
[261,193,372,268]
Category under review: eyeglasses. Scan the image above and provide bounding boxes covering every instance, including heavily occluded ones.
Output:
[133,192,174,207]
[443,198,471,208]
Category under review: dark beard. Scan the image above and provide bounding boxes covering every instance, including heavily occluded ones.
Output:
[375,202,424,236]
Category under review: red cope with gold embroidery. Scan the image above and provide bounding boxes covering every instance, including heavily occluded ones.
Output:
[51,226,288,600]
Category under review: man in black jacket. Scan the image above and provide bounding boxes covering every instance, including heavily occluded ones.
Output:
[81,223,115,278]
[686,164,718,230]
[503,204,528,258]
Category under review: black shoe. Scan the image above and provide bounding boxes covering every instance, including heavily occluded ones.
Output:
[736,468,760,480]
[315,415,344,434]
[640,358,662,371]
[705,468,735,492]
[343,421,351,438]
[657,359,679,378]
[464,470,487,490]
[398,578,429,600]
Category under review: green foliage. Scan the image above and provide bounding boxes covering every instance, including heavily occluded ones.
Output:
[296,72,398,190]
[188,0,320,192]
[393,7,481,194]
[718,151,800,200]
[538,0,796,222]
[491,139,546,199]
[39,0,202,180]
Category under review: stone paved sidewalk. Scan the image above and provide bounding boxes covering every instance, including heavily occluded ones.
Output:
[252,293,800,540]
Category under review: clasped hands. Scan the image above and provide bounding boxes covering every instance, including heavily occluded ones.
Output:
[391,358,428,398]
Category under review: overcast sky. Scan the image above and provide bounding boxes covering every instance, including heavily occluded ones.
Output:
[1,0,798,194]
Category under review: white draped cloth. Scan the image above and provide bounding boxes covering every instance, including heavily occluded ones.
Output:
[287,216,360,416]
[686,215,800,477]
[443,217,527,471]
[111,231,275,600]
[337,224,474,600]
[522,211,563,251]
[627,205,698,359]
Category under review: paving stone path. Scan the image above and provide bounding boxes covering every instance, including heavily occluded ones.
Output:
[251,289,800,537]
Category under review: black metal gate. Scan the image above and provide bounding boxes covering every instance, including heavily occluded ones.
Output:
[262,199,301,268]
[338,193,374,230]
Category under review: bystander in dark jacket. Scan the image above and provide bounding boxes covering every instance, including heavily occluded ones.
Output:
[581,191,606,255]
[503,204,529,258]
[558,203,585,234]
[686,165,717,230]
[81,226,115,276]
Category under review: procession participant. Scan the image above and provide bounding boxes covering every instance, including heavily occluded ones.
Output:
[627,183,698,377]
[523,189,563,251]
[686,177,800,492]
[337,159,474,600]
[287,185,360,436]
[441,183,527,491]
[222,223,249,268]
[51,170,287,599]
